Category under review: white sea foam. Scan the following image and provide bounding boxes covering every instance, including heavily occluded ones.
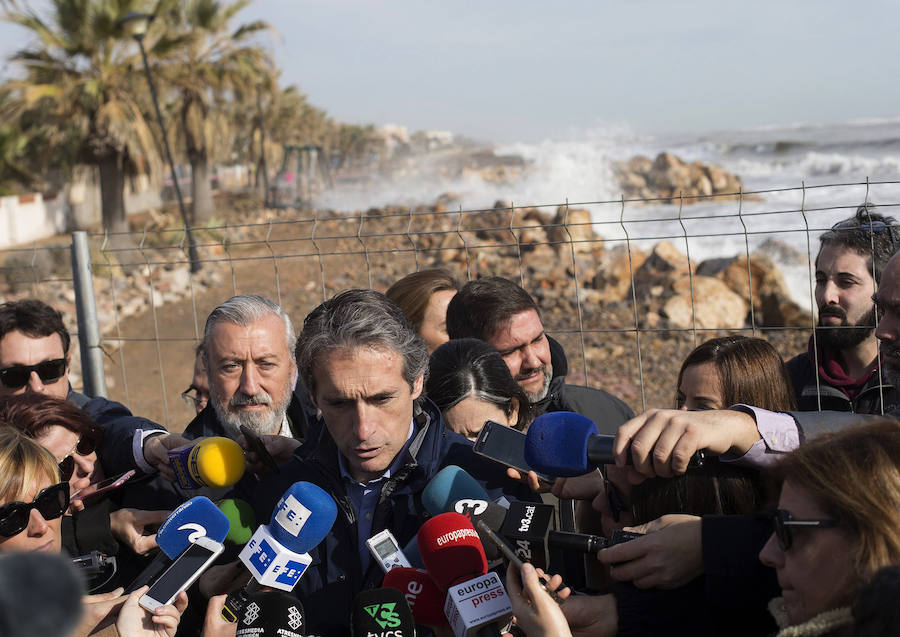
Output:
[314,119,900,310]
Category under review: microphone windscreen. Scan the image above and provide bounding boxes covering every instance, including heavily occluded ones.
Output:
[157,496,231,558]
[268,481,338,553]
[195,437,247,488]
[383,567,447,628]
[525,411,599,477]
[421,465,490,516]
[351,588,415,637]
[452,499,508,562]
[0,553,85,637]
[235,590,306,637]
[217,498,256,545]
[417,512,488,590]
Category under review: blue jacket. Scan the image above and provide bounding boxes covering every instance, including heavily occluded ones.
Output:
[250,398,538,637]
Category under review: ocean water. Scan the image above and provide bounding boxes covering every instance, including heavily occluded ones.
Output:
[316,118,900,310]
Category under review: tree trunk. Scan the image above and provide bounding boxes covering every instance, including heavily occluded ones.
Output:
[191,157,214,224]
[98,154,128,234]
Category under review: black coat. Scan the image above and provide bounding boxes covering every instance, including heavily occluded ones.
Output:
[785,350,900,415]
[251,398,539,637]
[533,338,635,434]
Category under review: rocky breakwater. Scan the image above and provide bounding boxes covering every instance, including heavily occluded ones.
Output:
[614,152,744,203]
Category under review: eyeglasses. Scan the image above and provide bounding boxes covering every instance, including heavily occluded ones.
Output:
[0,358,67,390]
[56,434,100,482]
[772,509,839,551]
[0,482,69,537]
[181,385,207,412]
[831,217,899,252]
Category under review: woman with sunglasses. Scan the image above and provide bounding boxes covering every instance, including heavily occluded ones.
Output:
[0,392,102,496]
[0,428,187,637]
[758,418,900,636]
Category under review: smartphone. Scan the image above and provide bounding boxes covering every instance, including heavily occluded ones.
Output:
[138,536,224,612]
[475,520,562,603]
[366,529,412,573]
[71,470,137,504]
[473,421,554,483]
[239,425,281,474]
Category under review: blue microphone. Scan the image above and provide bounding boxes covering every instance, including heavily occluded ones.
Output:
[268,481,339,552]
[157,496,231,558]
[525,411,706,477]
[125,496,230,593]
[421,465,491,516]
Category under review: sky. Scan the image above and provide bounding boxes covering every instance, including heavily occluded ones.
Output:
[2,0,900,143]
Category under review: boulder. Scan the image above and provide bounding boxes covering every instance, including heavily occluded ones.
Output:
[547,207,598,254]
[719,255,807,327]
[590,245,647,302]
[663,275,748,329]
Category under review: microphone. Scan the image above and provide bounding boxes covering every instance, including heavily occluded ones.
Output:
[235,590,306,637]
[351,588,416,637]
[157,496,231,558]
[383,567,448,629]
[0,553,84,637]
[224,481,337,622]
[524,411,706,477]
[451,499,509,562]
[126,496,231,593]
[421,465,491,516]
[168,436,247,489]
[498,501,609,569]
[419,514,512,637]
[417,513,488,591]
[217,498,257,545]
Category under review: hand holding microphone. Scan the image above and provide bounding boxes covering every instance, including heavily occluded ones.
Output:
[168,437,247,490]
[524,411,706,479]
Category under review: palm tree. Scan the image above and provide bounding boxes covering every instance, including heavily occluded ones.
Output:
[159,0,271,224]
[3,0,161,235]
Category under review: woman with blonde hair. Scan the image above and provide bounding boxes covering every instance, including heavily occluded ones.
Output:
[386,268,460,353]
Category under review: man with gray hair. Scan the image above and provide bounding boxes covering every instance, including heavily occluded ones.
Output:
[183,294,307,443]
[249,289,534,635]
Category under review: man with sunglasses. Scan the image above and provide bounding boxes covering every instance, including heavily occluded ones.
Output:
[785,203,900,415]
[0,300,167,479]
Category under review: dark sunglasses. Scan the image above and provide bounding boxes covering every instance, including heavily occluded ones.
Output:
[0,358,67,390]
[772,509,839,551]
[56,434,100,482]
[0,482,69,538]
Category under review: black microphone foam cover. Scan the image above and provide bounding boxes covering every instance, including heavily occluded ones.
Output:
[351,587,416,637]
[0,552,85,637]
[452,499,508,561]
[236,590,306,637]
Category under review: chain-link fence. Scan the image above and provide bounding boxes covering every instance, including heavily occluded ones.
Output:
[3,180,895,429]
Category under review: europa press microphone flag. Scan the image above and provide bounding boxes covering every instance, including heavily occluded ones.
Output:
[418,513,512,637]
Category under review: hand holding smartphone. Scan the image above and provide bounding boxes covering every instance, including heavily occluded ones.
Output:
[71,470,137,505]
[239,425,281,474]
[139,537,224,612]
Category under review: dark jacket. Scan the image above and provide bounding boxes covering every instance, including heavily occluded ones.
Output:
[785,349,900,415]
[68,388,166,478]
[251,398,538,637]
[534,338,635,434]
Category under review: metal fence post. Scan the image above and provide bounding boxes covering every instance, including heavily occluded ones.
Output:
[71,231,107,398]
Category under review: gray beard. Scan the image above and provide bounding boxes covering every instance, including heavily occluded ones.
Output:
[524,363,554,403]
[210,385,292,440]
